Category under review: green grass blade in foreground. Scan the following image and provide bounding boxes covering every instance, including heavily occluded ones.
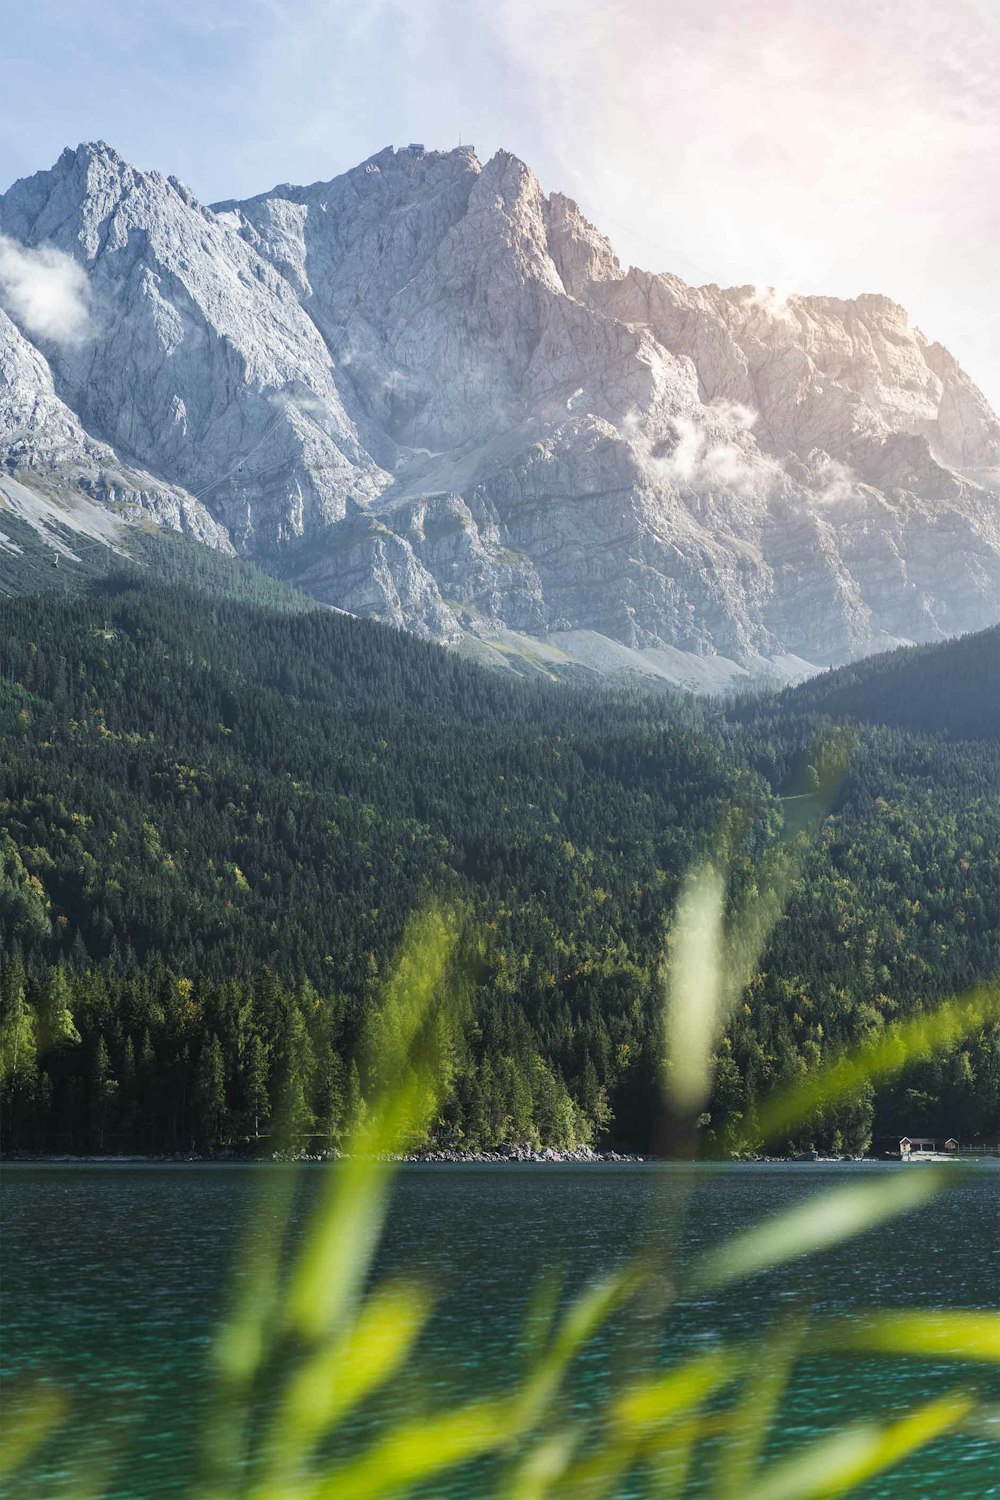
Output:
[514,1270,638,1421]
[498,1430,578,1500]
[756,983,1000,1144]
[283,905,461,1341]
[612,1348,739,1434]
[661,737,848,1124]
[711,1321,805,1498]
[720,734,851,1005]
[691,1169,955,1291]
[737,1388,976,1500]
[552,1352,738,1500]
[814,1310,1000,1363]
[263,1279,433,1483]
[199,1164,300,1498]
[299,1398,514,1500]
[212,1164,299,1389]
[663,866,726,1116]
[0,1386,66,1480]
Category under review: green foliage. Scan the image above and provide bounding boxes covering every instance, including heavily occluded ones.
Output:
[761,623,1000,741]
[0,584,997,1154]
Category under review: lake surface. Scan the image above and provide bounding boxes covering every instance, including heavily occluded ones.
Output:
[3,1162,999,1498]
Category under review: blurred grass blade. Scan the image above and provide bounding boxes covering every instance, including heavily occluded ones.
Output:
[739,1388,976,1500]
[712,1321,805,1497]
[643,1413,743,1495]
[199,1166,302,1498]
[663,738,848,1122]
[614,1347,737,1432]
[303,1397,513,1500]
[499,1429,578,1500]
[0,1386,66,1479]
[270,1279,433,1468]
[213,1164,299,1387]
[692,1171,954,1291]
[578,1358,738,1500]
[758,984,1000,1143]
[722,733,850,1004]
[720,848,795,1009]
[816,1310,1000,1363]
[516,1270,637,1420]
[664,866,725,1115]
[284,1150,392,1340]
[284,905,460,1340]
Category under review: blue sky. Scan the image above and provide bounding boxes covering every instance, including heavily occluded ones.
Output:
[3,0,998,408]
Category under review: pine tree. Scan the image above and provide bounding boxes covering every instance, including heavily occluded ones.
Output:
[195,1033,227,1150]
[273,1003,315,1148]
[89,1036,115,1152]
[243,1033,270,1141]
[0,965,39,1150]
[37,966,81,1053]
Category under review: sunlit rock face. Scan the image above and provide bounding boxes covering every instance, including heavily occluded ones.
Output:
[2,140,998,676]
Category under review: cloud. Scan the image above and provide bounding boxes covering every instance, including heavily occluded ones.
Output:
[809,453,856,506]
[743,285,798,326]
[0,235,93,345]
[268,388,330,420]
[628,401,775,497]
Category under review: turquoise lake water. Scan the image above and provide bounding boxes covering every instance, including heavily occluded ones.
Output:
[2,1161,998,1498]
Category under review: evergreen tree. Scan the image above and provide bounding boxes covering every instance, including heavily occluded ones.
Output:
[194,1034,227,1150]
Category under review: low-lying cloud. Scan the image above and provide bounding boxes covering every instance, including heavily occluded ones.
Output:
[0,235,93,346]
[628,401,775,497]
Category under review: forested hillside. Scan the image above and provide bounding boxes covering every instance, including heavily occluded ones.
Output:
[0,507,319,614]
[761,625,1000,741]
[1,587,997,1156]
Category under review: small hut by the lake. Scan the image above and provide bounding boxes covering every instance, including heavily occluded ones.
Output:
[899,1136,937,1158]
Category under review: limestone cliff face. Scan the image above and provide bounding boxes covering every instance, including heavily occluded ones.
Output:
[0,304,229,546]
[2,140,998,676]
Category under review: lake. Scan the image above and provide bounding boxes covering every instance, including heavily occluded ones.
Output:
[2,1162,998,1498]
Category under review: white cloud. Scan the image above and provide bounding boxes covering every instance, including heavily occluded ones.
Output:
[628,401,774,497]
[809,453,856,506]
[0,235,93,345]
[744,285,798,327]
[268,388,330,419]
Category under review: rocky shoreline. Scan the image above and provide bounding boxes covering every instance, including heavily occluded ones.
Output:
[5,1149,895,1166]
[5,1146,645,1165]
[407,1146,643,1164]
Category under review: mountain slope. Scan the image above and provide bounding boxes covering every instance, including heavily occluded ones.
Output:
[2,141,999,679]
[774,624,1000,740]
[0,581,996,1152]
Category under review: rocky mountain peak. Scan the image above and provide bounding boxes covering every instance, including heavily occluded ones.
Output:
[2,139,998,685]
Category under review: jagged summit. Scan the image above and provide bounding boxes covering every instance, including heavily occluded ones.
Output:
[1,139,998,682]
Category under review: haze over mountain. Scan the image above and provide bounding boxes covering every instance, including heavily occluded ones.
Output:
[2,140,998,686]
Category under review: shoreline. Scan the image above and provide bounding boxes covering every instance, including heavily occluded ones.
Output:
[3,1147,647,1166]
[4,1149,902,1167]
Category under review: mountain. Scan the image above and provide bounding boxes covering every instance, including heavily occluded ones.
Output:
[773,623,1000,740]
[2,141,999,684]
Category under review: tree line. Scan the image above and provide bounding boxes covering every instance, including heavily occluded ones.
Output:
[1,580,997,1154]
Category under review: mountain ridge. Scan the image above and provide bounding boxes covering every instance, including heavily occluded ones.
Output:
[2,139,998,683]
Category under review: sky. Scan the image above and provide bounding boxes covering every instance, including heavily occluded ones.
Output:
[2,0,997,408]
